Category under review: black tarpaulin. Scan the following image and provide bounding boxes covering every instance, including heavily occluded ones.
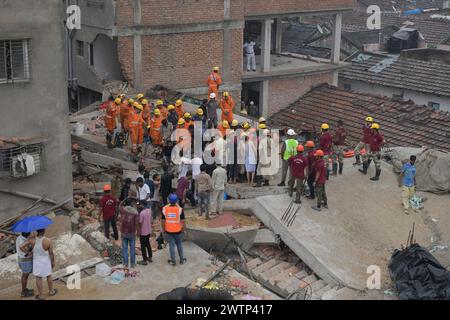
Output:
[389,244,450,300]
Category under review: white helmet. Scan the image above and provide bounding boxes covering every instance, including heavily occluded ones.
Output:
[210,93,216,99]
[287,129,296,136]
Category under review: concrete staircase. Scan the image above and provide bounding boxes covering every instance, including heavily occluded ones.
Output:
[247,256,360,300]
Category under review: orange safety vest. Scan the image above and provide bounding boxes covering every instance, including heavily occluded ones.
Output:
[158,106,168,120]
[220,97,234,123]
[184,120,192,130]
[141,104,151,124]
[120,103,132,130]
[163,205,183,233]
[150,116,163,146]
[129,111,144,146]
[206,72,222,96]
[217,124,227,137]
[175,106,184,119]
[105,102,119,132]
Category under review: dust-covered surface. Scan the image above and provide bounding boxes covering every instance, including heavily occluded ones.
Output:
[0,232,100,291]
[255,158,450,290]
[185,209,260,228]
[0,242,217,300]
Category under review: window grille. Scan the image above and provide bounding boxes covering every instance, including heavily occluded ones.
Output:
[0,39,30,84]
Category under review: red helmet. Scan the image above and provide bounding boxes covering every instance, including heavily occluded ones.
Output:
[305,140,315,148]
[297,145,304,152]
[314,150,324,157]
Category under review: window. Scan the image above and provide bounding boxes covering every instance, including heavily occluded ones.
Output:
[0,143,43,178]
[344,83,351,91]
[88,43,94,66]
[76,40,84,57]
[0,39,30,83]
[428,101,440,110]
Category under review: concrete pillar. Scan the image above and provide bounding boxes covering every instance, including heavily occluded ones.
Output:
[261,19,272,72]
[332,70,339,86]
[222,0,231,83]
[275,18,282,54]
[331,13,342,64]
[133,0,142,90]
[260,80,269,117]
[133,35,142,91]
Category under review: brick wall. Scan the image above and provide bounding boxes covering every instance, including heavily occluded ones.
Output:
[117,36,134,83]
[229,28,244,85]
[268,72,333,116]
[140,0,225,26]
[140,31,224,89]
[116,0,134,27]
[244,0,355,16]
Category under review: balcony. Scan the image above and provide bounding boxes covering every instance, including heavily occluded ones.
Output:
[242,53,347,82]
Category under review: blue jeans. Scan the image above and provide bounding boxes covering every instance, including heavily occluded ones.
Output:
[121,234,136,267]
[165,232,184,263]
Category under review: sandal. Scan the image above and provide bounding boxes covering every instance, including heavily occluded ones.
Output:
[21,289,34,298]
[35,295,45,300]
[49,289,58,297]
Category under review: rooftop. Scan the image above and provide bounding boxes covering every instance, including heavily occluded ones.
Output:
[339,52,450,98]
[341,10,450,45]
[269,84,450,151]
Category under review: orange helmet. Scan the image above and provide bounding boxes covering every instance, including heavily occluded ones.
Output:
[305,141,315,148]
[103,184,111,192]
[314,150,324,157]
[297,145,304,152]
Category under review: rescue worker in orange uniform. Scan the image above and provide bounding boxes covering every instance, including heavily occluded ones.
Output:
[141,99,151,127]
[242,121,251,133]
[105,98,121,147]
[155,99,168,120]
[162,194,186,266]
[220,91,235,123]
[136,93,145,103]
[175,99,185,119]
[183,112,192,130]
[149,108,163,147]
[129,103,144,155]
[175,118,190,152]
[206,66,222,98]
[217,120,229,137]
[120,98,134,132]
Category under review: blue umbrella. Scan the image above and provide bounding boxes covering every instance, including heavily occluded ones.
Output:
[12,216,54,233]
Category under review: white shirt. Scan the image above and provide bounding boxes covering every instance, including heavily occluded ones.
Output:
[191,157,203,179]
[179,157,192,178]
[16,235,27,259]
[212,167,227,191]
[138,184,151,201]
[243,41,256,54]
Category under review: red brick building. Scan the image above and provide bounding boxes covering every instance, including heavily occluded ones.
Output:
[70,0,355,117]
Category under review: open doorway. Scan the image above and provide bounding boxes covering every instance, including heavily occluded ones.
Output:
[241,81,261,118]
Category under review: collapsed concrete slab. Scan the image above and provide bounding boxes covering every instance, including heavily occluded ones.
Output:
[186,225,259,253]
[250,160,437,290]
